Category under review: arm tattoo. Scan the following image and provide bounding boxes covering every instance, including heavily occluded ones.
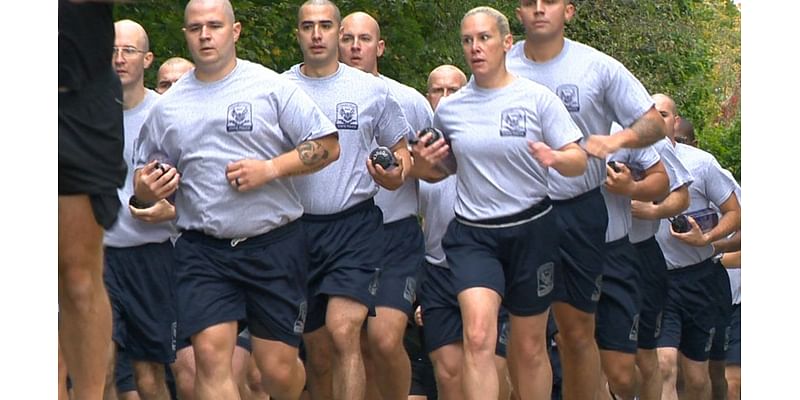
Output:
[296,140,329,166]
[630,112,666,147]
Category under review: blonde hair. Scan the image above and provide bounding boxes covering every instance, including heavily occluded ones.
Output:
[462,6,510,37]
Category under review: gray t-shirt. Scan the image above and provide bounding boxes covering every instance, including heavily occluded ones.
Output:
[655,144,738,269]
[629,138,694,243]
[434,77,582,221]
[603,145,661,242]
[374,75,434,223]
[418,175,457,269]
[105,89,177,247]
[134,59,336,238]
[283,63,409,215]
[506,39,654,200]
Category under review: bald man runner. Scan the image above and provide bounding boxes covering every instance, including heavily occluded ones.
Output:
[340,11,435,400]
[155,57,194,94]
[104,18,178,400]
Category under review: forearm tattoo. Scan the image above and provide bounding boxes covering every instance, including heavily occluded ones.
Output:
[630,113,666,146]
[296,140,329,166]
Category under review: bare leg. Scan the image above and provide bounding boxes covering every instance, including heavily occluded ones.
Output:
[506,312,551,400]
[458,288,501,400]
[171,347,196,400]
[191,322,240,400]
[552,302,601,400]
[679,355,711,400]
[429,343,465,400]
[132,361,170,400]
[657,347,679,400]
[725,365,740,400]
[599,350,638,399]
[303,327,334,400]
[367,306,412,400]
[326,297,369,400]
[251,336,306,399]
[59,195,113,400]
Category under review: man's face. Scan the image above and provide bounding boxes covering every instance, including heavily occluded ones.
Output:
[427,69,466,110]
[112,24,152,89]
[296,4,340,68]
[183,0,240,72]
[516,0,573,42]
[156,63,193,94]
[654,96,678,142]
[460,13,512,79]
[339,14,383,74]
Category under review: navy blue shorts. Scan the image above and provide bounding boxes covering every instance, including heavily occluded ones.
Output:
[596,237,641,354]
[710,267,733,361]
[104,240,177,363]
[632,236,669,349]
[552,188,608,313]
[301,199,383,333]
[657,260,732,362]
[174,221,308,348]
[114,348,137,393]
[375,216,425,316]
[726,303,740,365]
[443,199,557,317]
[405,324,438,398]
[419,262,510,356]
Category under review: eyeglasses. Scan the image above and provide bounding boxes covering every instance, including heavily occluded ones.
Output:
[113,46,146,58]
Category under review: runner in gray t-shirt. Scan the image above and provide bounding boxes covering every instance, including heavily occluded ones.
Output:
[505,2,668,398]
[284,3,413,399]
[651,94,740,400]
[413,7,586,399]
[339,11,434,399]
[132,1,340,398]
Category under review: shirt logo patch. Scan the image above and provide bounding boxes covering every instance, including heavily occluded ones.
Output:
[336,102,359,130]
[227,102,253,132]
[556,84,580,112]
[499,108,527,137]
[537,262,554,297]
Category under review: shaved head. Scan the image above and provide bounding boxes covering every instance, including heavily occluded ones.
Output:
[427,65,467,89]
[299,0,341,24]
[653,93,679,142]
[342,11,381,39]
[114,19,150,51]
[185,0,235,24]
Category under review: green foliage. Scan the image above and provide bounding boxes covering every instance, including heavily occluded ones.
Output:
[115,0,739,178]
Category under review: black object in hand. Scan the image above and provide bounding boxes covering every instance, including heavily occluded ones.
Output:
[128,195,154,209]
[370,146,397,170]
[670,214,691,233]
[418,127,443,147]
[607,161,621,173]
[670,208,720,234]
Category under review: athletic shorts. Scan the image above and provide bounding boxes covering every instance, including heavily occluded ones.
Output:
[406,324,438,398]
[104,240,177,363]
[174,221,308,348]
[657,259,732,362]
[726,303,741,365]
[301,198,383,333]
[419,262,510,356]
[552,188,608,313]
[443,198,557,316]
[59,68,126,229]
[375,216,425,316]
[710,267,733,361]
[632,236,669,349]
[114,348,137,393]
[595,236,641,354]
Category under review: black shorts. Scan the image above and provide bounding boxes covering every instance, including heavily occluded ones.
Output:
[632,236,669,349]
[104,241,177,364]
[174,222,308,348]
[375,216,425,315]
[419,262,510,356]
[59,68,126,229]
[726,303,741,365]
[552,188,608,313]
[443,199,557,316]
[114,349,137,393]
[301,199,384,333]
[405,324,438,398]
[657,260,732,362]
[595,236,641,354]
